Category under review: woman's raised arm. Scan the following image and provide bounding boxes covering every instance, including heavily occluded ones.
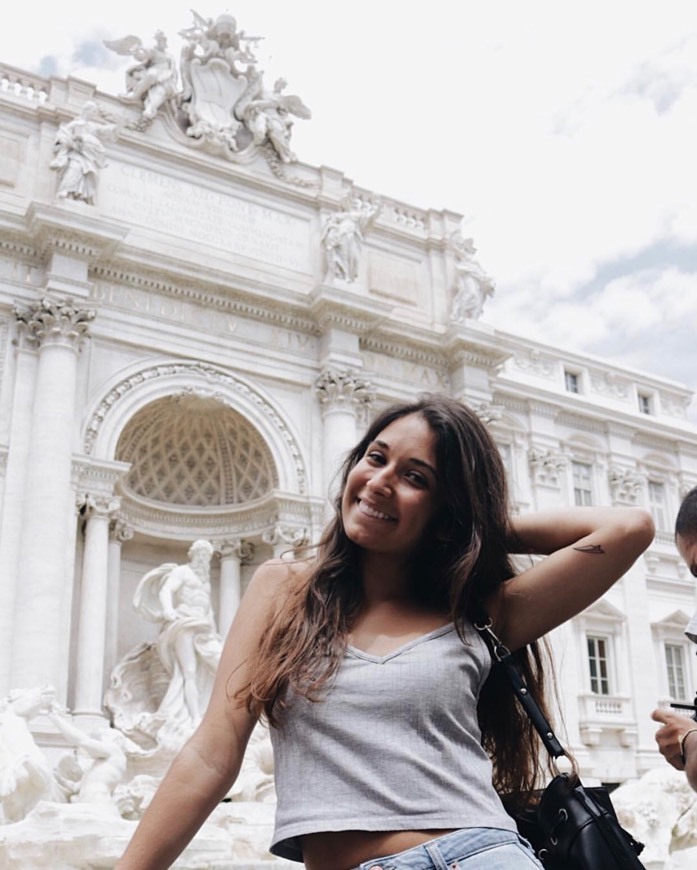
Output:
[488,506,654,651]
[116,559,294,870]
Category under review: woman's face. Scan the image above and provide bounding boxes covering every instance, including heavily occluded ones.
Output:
[341,413,442,560]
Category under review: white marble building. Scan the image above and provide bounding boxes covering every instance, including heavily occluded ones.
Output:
[1,11,697,867]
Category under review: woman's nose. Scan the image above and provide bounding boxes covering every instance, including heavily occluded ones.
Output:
[367,467,393,495]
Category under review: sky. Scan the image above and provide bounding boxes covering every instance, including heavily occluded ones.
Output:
[2,0,697,408]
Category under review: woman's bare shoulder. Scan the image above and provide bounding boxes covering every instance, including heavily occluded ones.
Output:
[246,554,315,603]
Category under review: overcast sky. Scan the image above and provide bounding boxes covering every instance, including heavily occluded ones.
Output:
[2,1,696,411]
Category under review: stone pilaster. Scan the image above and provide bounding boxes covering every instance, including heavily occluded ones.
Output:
[0,325,39,695]
[10,295,94,696]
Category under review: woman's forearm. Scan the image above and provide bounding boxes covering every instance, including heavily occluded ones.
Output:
[507,507,654,556]
[116,735,240,870]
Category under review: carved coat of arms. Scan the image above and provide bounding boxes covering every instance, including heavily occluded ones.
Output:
[105,10,311,170]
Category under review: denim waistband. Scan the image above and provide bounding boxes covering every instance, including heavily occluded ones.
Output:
[355,827,527,869]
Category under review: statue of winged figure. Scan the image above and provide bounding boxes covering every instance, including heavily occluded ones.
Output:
[235,72,311,164]
[104,30,179,123]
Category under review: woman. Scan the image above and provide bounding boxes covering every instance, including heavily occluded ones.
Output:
[117,395,654,870]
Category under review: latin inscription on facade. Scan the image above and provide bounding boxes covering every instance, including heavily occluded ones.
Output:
[100,162,312,273]
[362,350,447,389]
[92,281,318,356]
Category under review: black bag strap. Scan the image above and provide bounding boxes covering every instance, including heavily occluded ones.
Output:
[473,615,566,760]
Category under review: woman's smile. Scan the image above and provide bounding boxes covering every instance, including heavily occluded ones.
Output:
[357,499,397,522]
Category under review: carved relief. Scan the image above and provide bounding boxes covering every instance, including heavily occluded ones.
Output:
[104,11,312,182]
[473,402,503,425]
[590,371,630,399]
[513,349,555,378]
[608,467,644,504]
[529,447,567,488]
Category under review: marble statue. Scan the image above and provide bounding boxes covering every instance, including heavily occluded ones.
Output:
[322,199,382,283]
[235,73,311,164]
[227,723,275,804]
[449,233,495,321]
[47,706,144,814]
[104,30,179,125]
[611,765,697,867]
[101,11,312,175]
[107,540,222,751]
[0,686,62,822]
[180,10,262,76]
[49,102,119,205]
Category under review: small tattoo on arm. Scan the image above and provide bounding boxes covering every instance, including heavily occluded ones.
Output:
[573,544,605,555]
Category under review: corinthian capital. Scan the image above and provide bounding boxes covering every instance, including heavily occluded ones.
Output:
[77,492,121,519]
[315,368,374,414]
[14,295,95,349]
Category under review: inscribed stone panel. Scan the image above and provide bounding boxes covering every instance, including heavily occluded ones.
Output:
[100,162,312,273]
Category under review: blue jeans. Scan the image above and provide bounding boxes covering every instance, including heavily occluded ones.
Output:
[353,828,544,869]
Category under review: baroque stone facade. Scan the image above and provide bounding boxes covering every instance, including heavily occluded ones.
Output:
[1,12,697,868]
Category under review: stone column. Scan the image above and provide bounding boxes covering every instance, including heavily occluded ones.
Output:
[72,494,120,722]
[0,323,38,695]
[315,368,373,503]
[105,518,133,681]
[10,296,94,696]
[216,539,255,638]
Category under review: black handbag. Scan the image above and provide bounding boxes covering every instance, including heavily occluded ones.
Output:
[474,617,646,870]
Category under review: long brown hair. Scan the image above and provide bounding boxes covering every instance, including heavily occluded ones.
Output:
[242,394,556,801]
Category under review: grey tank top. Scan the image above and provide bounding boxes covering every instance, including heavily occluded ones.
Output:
[269,621,517,862]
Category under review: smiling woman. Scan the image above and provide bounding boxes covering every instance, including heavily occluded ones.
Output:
[116,393,654,870]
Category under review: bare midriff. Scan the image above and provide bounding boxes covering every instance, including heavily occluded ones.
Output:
[300,828,459,870]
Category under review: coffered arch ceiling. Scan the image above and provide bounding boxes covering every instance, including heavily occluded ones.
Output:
[115,394,278,508]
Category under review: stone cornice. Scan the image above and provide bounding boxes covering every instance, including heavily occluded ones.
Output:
[117,489,325,541]
[71,455,132,496]
[633,432,678,454]
[24,202,128,262]
[92,264,320,336]
[443,324,511,372]
[361,335,445,369]
[309,284,393,334]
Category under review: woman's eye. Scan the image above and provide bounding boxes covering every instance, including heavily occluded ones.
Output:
[366,451,385,464]
[406,471,427,487]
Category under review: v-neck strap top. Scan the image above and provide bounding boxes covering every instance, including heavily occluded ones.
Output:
[269,620,517,862]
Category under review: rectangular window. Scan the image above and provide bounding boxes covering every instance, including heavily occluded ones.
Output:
[666,643,687,701]
[648,481,668,531]
[565,371,580,394]
[587,635,610,695]
[638,394,652,414]
[572,461,593,506]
